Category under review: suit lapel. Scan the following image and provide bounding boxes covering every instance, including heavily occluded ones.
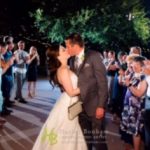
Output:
[77,51,87,76]
[69,50,88,76]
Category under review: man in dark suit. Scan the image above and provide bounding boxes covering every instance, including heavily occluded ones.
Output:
[65,33,108,150]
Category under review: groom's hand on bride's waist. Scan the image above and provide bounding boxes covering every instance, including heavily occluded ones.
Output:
[96,107,105,119]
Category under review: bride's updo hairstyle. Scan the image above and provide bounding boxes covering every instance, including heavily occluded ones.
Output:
[46,44,61,88]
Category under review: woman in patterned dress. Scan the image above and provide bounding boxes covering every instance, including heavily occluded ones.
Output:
[120,56,147,150]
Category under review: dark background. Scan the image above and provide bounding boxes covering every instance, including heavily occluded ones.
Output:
[0,0,149,76]
[0,0,149,39]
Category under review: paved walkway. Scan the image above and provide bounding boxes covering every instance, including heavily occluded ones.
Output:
[0,78,125,150]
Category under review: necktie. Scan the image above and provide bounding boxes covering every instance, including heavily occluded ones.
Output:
[75,56,80,70]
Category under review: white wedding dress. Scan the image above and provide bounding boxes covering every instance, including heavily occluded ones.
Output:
[32,73,87,150]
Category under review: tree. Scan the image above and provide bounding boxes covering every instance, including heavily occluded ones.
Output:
[30,0,150,51]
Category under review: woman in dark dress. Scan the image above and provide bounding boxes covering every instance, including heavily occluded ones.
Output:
[111,51,127,122]
[27,46,40,98]
[112,63,127,122]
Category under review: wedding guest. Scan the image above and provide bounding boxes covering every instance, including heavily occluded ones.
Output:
[2,36,15,108]
[26,46,40,98]
[111,51,127,122]
[0,42,14,116]
[102,49,109,66]
[143,60,150,149]
[129,46,141,55]
[111,63,127,123]
[14,40,29,103]
[106,50,118,107]
[120,56,147,150]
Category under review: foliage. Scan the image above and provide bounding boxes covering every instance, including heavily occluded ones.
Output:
[30,0,150,51]
[132,8,150,42]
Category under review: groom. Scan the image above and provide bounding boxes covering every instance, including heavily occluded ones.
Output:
[65,33,108,150]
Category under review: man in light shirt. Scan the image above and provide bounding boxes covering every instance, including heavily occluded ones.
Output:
[14,40,29,103]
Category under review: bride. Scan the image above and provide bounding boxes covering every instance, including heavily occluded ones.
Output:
[32,45,87,150]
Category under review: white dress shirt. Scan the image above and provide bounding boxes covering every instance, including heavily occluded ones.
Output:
[76,49,84,67]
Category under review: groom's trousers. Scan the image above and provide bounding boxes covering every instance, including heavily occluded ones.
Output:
[79,112,108,150]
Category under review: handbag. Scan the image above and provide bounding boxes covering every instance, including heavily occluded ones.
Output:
[68,100,83,120]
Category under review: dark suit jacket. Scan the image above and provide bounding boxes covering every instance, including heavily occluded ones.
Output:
[69,50,108,117]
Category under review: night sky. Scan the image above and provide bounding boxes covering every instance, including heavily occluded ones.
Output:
[0,0,36,35]
[145,0,150,16]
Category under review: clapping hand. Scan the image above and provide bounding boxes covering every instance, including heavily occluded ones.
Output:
[34,52,39,58]
[13,51,19,62]
[124,75,131,87]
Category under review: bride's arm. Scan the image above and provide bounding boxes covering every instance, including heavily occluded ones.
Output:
[58,68,80,97]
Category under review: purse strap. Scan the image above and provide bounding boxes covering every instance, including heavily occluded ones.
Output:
[69,96,79,105]
[69,96,83,106]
